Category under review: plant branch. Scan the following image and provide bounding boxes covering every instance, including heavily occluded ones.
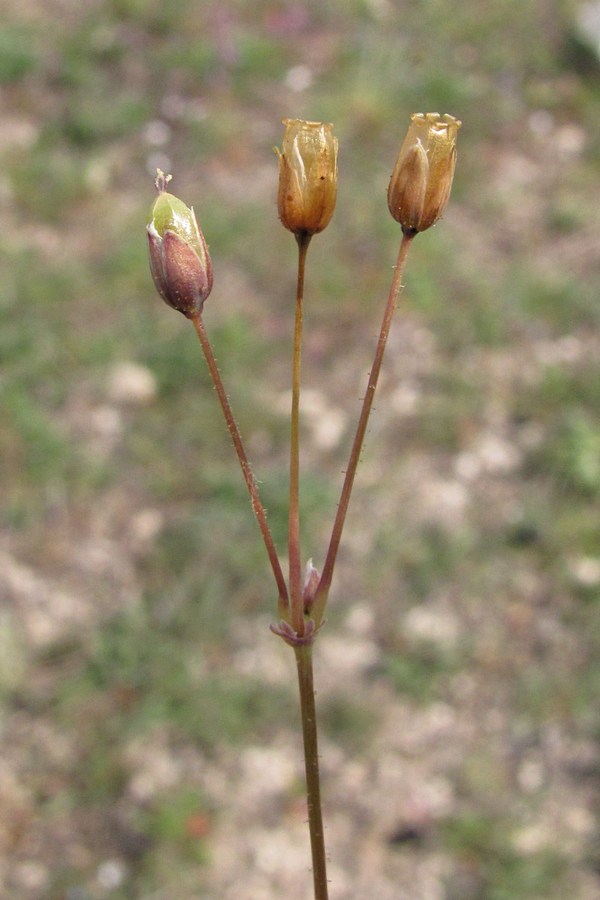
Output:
[289,233,311,634]
[312,232,415,624]
[191,312,289,613]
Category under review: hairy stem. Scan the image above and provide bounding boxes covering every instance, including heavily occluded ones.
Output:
[289,234,311,634]
[191,312,289,614]
[295,644,328,900]
[312,233,414,625]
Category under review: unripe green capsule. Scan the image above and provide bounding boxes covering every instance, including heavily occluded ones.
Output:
[147,171,213,318]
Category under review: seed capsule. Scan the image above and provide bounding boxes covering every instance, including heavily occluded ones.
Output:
[147,170,213,318]
[388,113,461,235]
[276,119,338,237]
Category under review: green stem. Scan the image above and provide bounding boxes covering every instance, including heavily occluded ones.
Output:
[191,313,289,614]
[295,644,328,900]
[289,234,311,634]
[312,233,414,625]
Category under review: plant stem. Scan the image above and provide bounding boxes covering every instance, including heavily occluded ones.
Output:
[295,644,328,900]
[312,232,414,625]
[289,234,311,635]
[191,312,289,614]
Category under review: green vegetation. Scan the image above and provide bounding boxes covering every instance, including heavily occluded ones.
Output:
[1,0,599,896]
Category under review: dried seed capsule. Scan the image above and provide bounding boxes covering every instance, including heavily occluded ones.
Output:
[276,118,338,237]
[388,113,461,235]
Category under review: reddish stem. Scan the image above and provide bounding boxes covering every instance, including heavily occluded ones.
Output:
[312,233,414,625]
[191,313,289,614]
[295,645,329,900]
[288,233,311,634]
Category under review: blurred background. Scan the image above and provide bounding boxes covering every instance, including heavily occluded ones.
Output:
[1,0,600,897]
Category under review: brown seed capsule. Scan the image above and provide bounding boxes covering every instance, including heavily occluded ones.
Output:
[276,118,338,237]
[388,113,461,235]
[147,170,213,318]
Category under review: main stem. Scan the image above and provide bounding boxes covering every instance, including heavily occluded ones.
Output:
[191,312,289,613]
[289,233,311,635]
[312,233,414,625]
[295,644,328,900]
